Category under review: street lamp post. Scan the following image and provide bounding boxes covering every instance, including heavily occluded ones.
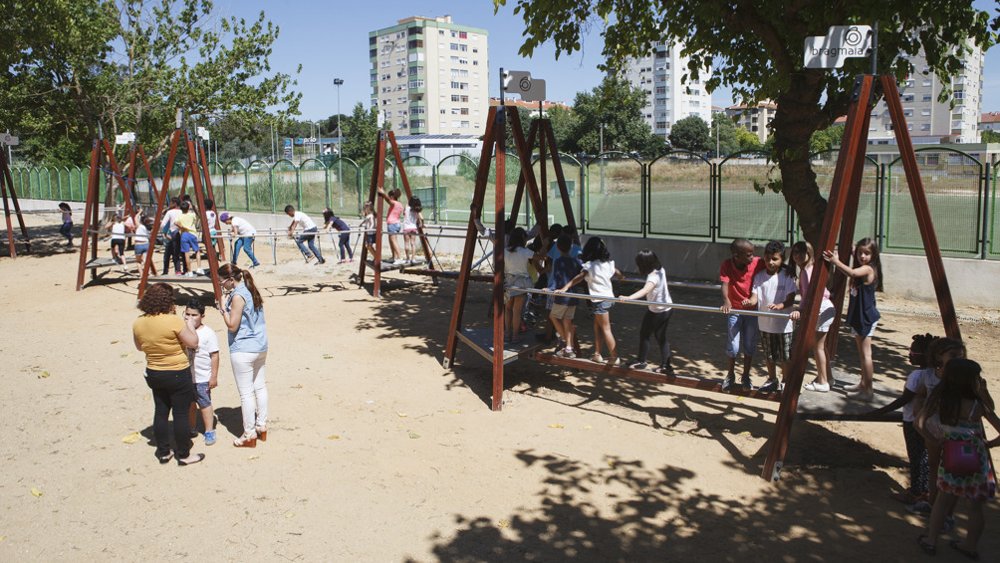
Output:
[334,77,344,209]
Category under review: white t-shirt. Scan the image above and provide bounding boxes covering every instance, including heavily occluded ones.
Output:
[904,367,933,422]
[504,247,534,276]
[753,269,797,334]
[160,208,182,233]
[582,259,616,301]
[644,268,672,313]
[111,222,126,241]
[231,217,256,237]
[188,325,220,384]
[403,207,419,230]
[360,213,374,231]
[291,211,317,230]
[134,224,149,245]
[206,210,217,229]
[916,368,943,403]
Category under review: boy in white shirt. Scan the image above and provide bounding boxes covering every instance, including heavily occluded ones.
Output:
[285,205,325,264]
[746,241,797,393]
[184,300,220,445]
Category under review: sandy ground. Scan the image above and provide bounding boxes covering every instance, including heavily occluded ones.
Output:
[2,214,1000,562]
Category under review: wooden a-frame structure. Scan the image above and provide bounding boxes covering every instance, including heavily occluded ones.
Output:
[0,148,30,257]
[760,73,961,481]
[356,130,436,298]
[133,129,224,303]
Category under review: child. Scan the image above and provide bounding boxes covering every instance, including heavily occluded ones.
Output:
[221,212,261,268]
[402,197,424,265]
[109,213,127,270]
[176,201,200,276]
[183,300,220,446]
[720,238,763,391]
[823,237,882,398]
[503,227,541,343]
[376,188,404,263]
[360,202,377,258]
[916,358,1000,557]
[789,241,837,392]
[622,249,673,375]
[285,205,325,264]
[322,208,353,263]
[160,197,183,275]
[559,237,623,365]
[746,241,797,392]
[58,202,74,247]
[134,216,152,268]
[867,333,937,510]
[547,233,582,358]
[203,198,218,248]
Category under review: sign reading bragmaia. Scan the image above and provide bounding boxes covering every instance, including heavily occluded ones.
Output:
[804,25,873,69]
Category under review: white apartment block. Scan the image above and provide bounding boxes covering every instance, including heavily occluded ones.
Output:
[624,41,713,140]
[369,16,489,137]
[868,44,983,144]
[725,101,777,144]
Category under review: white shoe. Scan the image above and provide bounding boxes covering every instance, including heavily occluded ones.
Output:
[803,381,830,392]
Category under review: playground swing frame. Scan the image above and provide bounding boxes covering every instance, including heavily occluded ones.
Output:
[0,147,30,258]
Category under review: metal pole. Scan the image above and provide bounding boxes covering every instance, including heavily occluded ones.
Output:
[335,78,344,209]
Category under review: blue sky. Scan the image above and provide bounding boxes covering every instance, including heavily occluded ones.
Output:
[217,0,1000,121]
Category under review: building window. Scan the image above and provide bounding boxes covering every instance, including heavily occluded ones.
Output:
[459,31,467,39]
[921,123,931,131]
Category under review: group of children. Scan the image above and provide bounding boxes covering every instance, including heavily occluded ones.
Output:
[374,188,425,265]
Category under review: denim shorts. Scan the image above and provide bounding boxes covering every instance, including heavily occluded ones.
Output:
[593,299,614,315]
[726,312,760,358]
[387,223,401,234]
[134,243,149,256]
[194,381,212,408]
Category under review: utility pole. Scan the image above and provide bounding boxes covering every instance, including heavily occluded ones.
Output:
[334,77,344,208]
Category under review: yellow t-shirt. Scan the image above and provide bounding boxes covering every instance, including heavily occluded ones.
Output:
[175,212,198,236]
[133,313,190,371]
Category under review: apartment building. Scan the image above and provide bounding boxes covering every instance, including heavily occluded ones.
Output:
[369,15,489,136]
[623,41,713,139]
[868,44,983,144]
[725,101,777,144]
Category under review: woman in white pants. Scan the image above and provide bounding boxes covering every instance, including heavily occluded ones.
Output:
[217,263,269,447]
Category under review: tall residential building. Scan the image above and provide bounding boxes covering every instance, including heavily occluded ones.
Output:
[369,15,489,137]
[868,44,983,144]
[624,41,713,140]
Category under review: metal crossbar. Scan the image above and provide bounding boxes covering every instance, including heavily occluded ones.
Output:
[508,287,791,319]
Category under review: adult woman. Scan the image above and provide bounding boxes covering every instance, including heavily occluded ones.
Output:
[132,282,204,465]
[217,263,269,447]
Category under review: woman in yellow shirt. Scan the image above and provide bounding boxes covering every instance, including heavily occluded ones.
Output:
[132,283,204,465]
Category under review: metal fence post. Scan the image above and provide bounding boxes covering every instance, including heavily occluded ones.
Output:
[269,166,276,213]
[244,167,250,212]
[641,162,648,238]
[431,164,439,222]
[296,165,303,210]
[981,162,992,259]
[579,161,586,234]
[876,162,887,251]
[324,163,332,210]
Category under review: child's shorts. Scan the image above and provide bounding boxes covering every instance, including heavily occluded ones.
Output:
[134,243,149,256]
[816,299,835,332]
[110,239,125,254]
[366,233,376,245]
[760,331,792,363]
[180,232,199,253]
[387,223,401,234]
[403,227,418,235]
[194,382,212,408]
[504,273,531,301]
[592,299,614,315]
[550,303,576,320]
[726,312,760,358]
[850,321,878,338]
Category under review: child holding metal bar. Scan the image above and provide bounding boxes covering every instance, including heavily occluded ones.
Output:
[322,208,353,263]
[622,249,673,375]
[558,236,624,366]
[402,197,424,265]
[360,202,377,258]
[109,213,127,271]
[548,233,582,358]
[285,205,325,265]
[720,238,763,391]
[789,240,836,392]
[504,227,543,343]
[745,241,797,392]
[376,188,404,263]
[823,237,882,399]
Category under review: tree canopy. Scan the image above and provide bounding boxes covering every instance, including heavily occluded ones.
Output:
[495,0,995,243]
[341,103,380,162]
[1,0,300,166]
[669,115,710,153]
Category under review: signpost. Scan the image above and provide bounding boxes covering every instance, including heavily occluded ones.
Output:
[803,25,873,69]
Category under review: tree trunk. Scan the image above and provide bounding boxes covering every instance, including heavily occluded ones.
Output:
[773,72,828,247]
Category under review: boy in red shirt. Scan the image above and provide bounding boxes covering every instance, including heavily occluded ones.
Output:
[720,238,763,390]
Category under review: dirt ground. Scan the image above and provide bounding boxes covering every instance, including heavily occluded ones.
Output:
[1,214,999,562]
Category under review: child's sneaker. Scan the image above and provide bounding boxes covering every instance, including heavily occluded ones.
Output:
[204,430,217,446]
[740,374,753,390]
[759,379,780,393]
[721,374,736,391]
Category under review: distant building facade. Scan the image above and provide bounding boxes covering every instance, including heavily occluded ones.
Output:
[978,112,1000,132]
[725,101,777,144]
[868,44,983,144]
[623,41,713,139]
[370,15,489,136]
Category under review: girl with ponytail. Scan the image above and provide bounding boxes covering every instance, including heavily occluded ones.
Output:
[217,263,269,447]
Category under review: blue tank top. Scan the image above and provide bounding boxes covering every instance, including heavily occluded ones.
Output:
[227,283,268,353]
[847,279,880,335]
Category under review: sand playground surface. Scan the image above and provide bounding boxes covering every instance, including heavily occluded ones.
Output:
[2,214,1000,561]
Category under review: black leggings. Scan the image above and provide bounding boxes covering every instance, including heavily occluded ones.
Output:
[144,367,194,459]
[637,309,673,365]
[162,231,182,273]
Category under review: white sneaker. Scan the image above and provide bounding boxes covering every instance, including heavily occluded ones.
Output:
[803,381,830,392]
